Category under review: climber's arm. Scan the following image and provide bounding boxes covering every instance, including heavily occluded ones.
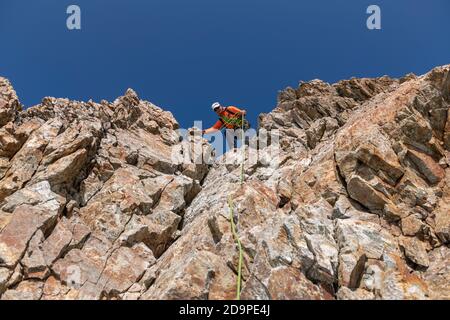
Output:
[203,120,223,134]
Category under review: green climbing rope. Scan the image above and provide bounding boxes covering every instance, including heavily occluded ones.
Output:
[222,112,246,299]
[227,196,243,300]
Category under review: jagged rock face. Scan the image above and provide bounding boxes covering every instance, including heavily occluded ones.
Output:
[0,86,210,300]
[0,65,449,300]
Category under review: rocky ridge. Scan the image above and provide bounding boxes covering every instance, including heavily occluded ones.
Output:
[0,64,449,300]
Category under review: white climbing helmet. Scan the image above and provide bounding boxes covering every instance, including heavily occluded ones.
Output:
[211,102,221,111]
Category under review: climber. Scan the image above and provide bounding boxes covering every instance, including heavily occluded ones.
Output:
[202,102,250,149]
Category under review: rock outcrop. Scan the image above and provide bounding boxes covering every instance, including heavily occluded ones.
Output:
[0,65,449,300]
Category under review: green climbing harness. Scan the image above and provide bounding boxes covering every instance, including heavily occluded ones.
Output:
[219,108,251,131]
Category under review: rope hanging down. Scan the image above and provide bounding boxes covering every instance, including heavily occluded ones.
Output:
[217,111,246,299]
[226,113,246,300]
[227,195,243,300]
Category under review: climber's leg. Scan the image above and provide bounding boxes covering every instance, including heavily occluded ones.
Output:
[225,129,236,151]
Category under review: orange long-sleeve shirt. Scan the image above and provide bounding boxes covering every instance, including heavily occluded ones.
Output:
[210,106,244,130]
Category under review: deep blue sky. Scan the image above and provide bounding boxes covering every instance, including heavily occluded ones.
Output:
[0,0,449,130]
